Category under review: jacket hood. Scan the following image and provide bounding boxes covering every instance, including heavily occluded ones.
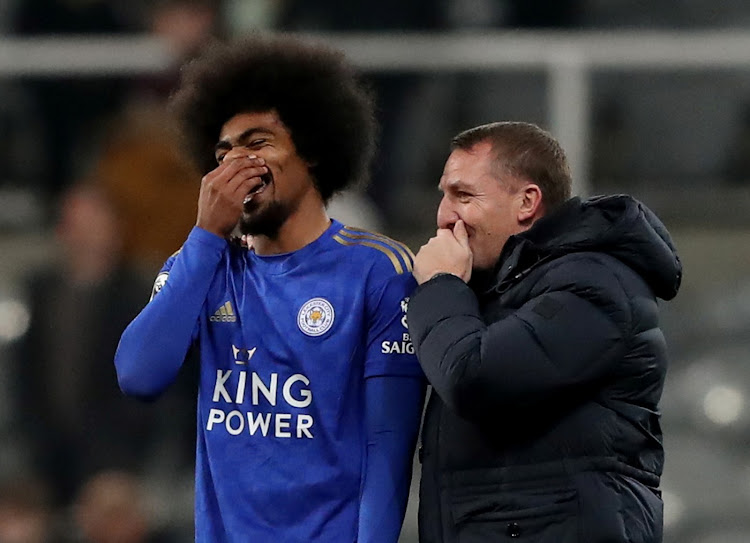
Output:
[515,195,682,300]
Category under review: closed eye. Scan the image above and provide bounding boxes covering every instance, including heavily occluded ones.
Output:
[247,138,267,149]
[214,139,268,164]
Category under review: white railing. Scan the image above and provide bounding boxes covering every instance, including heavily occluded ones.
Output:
[3,31,750,195]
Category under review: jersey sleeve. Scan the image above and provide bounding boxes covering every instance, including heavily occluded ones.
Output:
[364,269,424,379]
[357,374,424,543]
[359,254,425,541]
[114,226,227,399]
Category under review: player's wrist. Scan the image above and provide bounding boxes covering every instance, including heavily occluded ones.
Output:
[196,218,232,239]
[192,224,231,243]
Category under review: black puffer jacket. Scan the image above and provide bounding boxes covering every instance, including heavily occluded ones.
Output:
[407,195,682,543]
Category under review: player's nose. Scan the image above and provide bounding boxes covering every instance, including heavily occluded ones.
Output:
[224,146,255,161]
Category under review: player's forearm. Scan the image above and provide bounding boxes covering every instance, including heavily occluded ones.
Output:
[115,226,227,398]
[358,375,424,543]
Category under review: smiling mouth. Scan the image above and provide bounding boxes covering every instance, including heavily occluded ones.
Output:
[243,172,273,205]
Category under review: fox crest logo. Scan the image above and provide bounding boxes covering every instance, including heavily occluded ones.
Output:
[298,298,335,337]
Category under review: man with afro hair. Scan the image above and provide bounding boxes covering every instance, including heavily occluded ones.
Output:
[115,34,425,543]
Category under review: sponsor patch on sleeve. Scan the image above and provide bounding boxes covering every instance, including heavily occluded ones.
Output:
[150,272,169,301]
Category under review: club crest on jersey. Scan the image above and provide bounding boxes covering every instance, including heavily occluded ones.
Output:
[297,298,335,337]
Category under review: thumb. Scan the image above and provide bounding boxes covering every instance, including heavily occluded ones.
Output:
[453,220,470,247]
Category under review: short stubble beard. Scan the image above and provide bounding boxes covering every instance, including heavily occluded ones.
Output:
[238,200,294,240]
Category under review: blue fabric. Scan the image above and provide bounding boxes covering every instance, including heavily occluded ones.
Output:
[115,221,424,542]
[359,375,424,543]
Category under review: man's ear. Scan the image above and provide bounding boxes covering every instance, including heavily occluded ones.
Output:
[517,184,543,224]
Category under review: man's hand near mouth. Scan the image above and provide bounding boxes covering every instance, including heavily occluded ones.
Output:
[197,154,269,238]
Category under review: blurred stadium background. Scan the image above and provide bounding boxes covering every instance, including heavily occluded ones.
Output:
[1,1,750,542]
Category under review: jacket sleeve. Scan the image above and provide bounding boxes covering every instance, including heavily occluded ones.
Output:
[114,226,227,399]
[407,265,629,421]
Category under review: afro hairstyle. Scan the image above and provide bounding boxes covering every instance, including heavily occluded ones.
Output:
[169,33,377,203]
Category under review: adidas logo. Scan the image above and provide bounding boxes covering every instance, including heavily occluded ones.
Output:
[210,301,237,322]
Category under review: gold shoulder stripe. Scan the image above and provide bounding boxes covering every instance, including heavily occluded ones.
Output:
[338,229,411,272]
[338,228,414,272]
[342,226,415,260]
[333,234,404,274]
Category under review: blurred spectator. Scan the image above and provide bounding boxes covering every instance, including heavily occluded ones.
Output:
[0,476,64,543]
[72,470,178,543]
[149,0,221,57]
[86,2,217,274]
[91,105,200,273]
[9,184,195,506]
[132,0,224,104]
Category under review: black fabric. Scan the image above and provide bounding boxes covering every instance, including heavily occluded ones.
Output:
[408,195,681,543]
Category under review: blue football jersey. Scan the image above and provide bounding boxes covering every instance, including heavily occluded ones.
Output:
[153,220,421,542]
